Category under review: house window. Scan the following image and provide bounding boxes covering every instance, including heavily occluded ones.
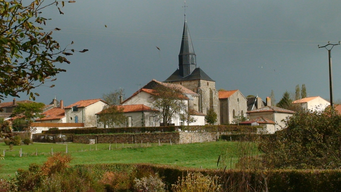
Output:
[72,106,78,112]
[75,115,78,123]
[127,116,132,127]
[233,110,236,118]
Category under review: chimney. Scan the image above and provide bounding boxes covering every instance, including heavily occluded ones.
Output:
[13,98,16,106]
[60,100,64,109]
[266,97,271,106]
[257,96,262,109]
[53,98,57,107]
[119,95,123,104]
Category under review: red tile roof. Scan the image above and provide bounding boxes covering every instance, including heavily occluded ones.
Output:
[65,99,106,109]
[97,104,158,115]
[36,107,65,121]
[0,100,33,108]
[219,90,238,99]
[247,106,295,114]
[292,96,320,104]
[240,116,275,125]
[122,79,196,104]
[118,104,158,113]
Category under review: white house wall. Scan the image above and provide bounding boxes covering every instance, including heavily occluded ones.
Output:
[307,97,330,112]
[84,102,108,127]
[66,101,108,127]
[123,92,154,108]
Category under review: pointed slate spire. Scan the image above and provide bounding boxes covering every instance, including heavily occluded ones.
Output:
[178,20,197,77]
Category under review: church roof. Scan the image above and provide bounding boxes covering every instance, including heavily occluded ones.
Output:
[179,20,196,64]
[165,67,214,82]
[219,90,238,99]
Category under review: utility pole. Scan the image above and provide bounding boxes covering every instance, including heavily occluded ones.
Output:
[318,41,340,107]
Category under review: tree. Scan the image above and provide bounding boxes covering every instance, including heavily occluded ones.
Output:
[12,102,45,121]
[0,0,86,100]
[301,84,307,98]
[276,91,292,109]
[259,108,341,169]
[12,118,30,131]
[180,108,196,126]
[205,108,217,125]
[150,84,186,126]
[102,88,125,105]
[295,84,301,100]
[97,105,127,128]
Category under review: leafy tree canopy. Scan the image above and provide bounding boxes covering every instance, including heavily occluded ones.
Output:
[151,84,186,126]
[102,88,125,105]
[12,102,45,121]
[0,0,86,100]
[205,108,217,125]
[97,105,127,128]
[259,108,341,169]
[276,91,292,109]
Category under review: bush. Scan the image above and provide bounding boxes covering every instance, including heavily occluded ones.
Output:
[172,172,221,192]
[23,138,32,145]
[259,107,341,169]
[12,136,21,145]
[3,138,11,145]
[100,171,133,191]
[134,173,166,192]
[41,153,72,176]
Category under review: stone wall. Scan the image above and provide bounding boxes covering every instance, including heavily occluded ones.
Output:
[178,132,219,144]
[72,132,180,144]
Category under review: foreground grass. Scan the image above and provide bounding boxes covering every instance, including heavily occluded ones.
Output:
[0,141,259,178]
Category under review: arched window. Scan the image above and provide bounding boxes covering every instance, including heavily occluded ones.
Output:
[233,110,236,118]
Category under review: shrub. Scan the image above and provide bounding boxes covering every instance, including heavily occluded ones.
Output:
[36,167,104,192]
[259,107,341,169]
[12,136,21,145]
[172,172,221,192]
[23,138,32,145]
[134,173,166,192]
[3,138,11,145]
[41,153,72,176]
[100,171,133,191]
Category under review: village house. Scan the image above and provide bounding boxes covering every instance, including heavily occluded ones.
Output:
[292,96,330,112]
[246,105,295,133]
[120,79,205,126]
[219,90,247,124]
[64,99,108,127]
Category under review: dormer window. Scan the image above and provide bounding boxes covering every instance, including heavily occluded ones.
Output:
[72,106,78,112]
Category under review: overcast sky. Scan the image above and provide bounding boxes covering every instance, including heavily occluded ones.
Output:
[5,0,341,106]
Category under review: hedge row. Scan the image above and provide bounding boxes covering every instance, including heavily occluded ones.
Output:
[42,125,259,135]
[76,163,341,192]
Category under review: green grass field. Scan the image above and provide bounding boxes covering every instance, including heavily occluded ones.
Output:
[0,141,259,178]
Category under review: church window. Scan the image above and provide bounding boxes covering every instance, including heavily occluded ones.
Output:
[207,82,209,86]
[233,110,236,118]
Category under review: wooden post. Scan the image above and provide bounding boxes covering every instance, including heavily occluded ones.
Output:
[3,149,5,157]
[109,144,111,150]
[158,139,161,146]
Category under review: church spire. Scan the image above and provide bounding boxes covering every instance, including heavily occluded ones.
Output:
[178,15,197,77]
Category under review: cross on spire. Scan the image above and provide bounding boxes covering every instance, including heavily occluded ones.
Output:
[183,0,188,21]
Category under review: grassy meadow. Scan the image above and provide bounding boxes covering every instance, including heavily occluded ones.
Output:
[0,141,259,178]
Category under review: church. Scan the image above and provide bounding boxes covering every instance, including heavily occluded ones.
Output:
[118,17,220,126]
[164,18,220,124]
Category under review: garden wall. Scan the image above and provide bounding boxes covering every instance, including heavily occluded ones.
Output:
[33,131,221,144]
